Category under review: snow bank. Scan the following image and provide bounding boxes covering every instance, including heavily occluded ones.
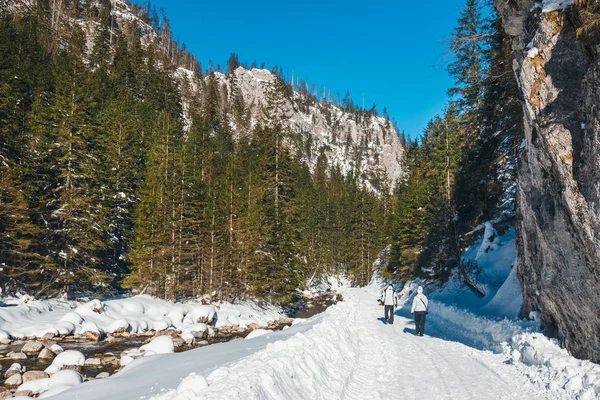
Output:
[151,294,361,400]
[422,300,539,352]
[504,333,600,398]
[429,222,522,318]
[244,329,273,340]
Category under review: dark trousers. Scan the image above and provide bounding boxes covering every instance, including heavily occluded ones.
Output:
[414,311,427,335]
[384,305,394,324]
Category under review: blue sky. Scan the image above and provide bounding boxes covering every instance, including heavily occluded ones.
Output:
[147,0,467,139]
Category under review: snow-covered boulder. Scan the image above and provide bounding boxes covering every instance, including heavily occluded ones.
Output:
[106,319,129,334]
[80,321,104,341]
[139,335,174,356]
[17,376,50,395]
[45,350,85,374]
[59,312,83,326]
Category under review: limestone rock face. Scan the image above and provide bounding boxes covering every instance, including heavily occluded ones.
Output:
[495,0,600,362]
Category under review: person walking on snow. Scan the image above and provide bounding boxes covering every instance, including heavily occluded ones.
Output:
[382,284,397,324]
[411,286,428,336]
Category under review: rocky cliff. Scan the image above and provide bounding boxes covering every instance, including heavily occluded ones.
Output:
[495,0,600,362]
[210,67,406,191]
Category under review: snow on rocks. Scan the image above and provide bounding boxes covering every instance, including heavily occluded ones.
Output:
[49,344,63,354]
[151,297,358,400]
[541,0,574,12]
[45,350,85,374]
[0,330,11,343]
[0,294,287,345]
[17,375,50,395]
[32,369,84,398]
[139,335,174,356]
[80,321,104,341]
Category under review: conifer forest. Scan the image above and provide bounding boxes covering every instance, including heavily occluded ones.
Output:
[0,0,523,304]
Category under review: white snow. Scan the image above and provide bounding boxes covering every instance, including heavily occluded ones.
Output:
[45,350,85,374]
[17,378,50,395]
[139,335,175,356]
[20,284,600,400]
[542,0,574,12]
[527,46,539,58]
[16,369,84,399]
[0,294,286,343]
[244,329,273,340]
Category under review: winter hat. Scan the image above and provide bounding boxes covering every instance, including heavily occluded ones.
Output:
[417,286,423,294]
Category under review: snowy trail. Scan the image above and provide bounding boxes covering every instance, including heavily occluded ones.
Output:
[48,289,564,400]
[338,290,546,400]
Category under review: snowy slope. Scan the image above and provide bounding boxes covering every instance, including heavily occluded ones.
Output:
[428,222,523,319]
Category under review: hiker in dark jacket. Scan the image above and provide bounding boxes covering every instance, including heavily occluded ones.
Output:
[382,284,397,324]
[410,286,428,336]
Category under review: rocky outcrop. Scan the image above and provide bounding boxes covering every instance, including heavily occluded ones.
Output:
[209,67,407,191]
[495,0,600,362]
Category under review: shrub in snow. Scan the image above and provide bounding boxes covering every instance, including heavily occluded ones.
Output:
[139,335,174,356]
[45,350,85,374]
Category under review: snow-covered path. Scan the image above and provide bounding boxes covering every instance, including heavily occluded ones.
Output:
[336,290,544,400]
[48,288,567,400]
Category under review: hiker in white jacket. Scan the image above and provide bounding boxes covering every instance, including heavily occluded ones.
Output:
[382,284,397,325]
[411,286,428,336]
